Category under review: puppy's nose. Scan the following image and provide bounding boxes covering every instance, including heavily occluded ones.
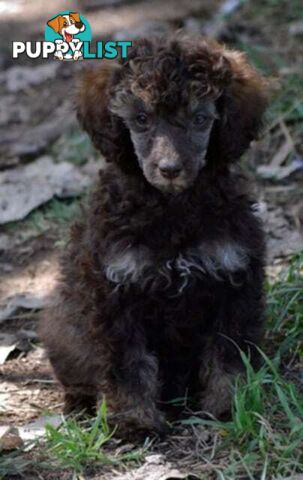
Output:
[75,21,83,28]
[159,160,182,179]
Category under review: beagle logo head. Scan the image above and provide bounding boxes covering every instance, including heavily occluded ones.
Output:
[12,11,132,61]
[47,12,86,43]
[45,10,91,61]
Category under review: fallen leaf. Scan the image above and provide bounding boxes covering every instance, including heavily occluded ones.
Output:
[0,233,10,252]
[0,329,38,363]
[289,20,303,36]
[270,140,293,168]
[0,103,76,161]
[0,95,30,126]
[264,206,303,261]
[0,64,59,93]
[0,292,50,323]
[0,426,24,451]
[0,333,17,364]
[275,476,303,480]
[84,0,144,9]
[204,0,242,37]
[18,415,62,443]
[113,454,195,480]
[257,161,302,180]
[0,156,93,224]
[114,20,171,41]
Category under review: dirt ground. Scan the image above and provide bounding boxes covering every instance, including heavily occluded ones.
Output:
[0,0,303,479]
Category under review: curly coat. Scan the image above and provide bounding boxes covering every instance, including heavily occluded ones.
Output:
[41,36,269,434]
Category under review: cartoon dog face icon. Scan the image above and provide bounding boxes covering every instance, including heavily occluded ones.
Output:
[47,13,85,42]
[47,12,85,60]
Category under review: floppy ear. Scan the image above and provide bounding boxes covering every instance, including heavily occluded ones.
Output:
[47,15,63,33]
[77,63,137,173]
[207,49,269,165]
[70,12,81,23]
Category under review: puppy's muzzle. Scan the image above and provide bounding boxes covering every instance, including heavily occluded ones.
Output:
[158,158,182,180]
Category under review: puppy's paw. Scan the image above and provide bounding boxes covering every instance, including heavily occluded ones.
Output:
[73,50,82,61]
[111,406,167,438]
[54,51,64,61]
[63,392,97,417]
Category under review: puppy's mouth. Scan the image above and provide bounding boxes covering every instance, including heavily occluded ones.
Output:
[150,176,192,194]
[64,32,73,42]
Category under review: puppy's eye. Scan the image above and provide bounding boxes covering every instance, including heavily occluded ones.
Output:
[193,113,208,127]
[135,113,148,126]
[63,21,68,27]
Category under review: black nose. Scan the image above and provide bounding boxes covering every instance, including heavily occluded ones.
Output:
[75,21,83,28]
[159,161,182,179]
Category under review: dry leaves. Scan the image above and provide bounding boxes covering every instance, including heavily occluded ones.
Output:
[0,156,93,224]
[112,454,194,480]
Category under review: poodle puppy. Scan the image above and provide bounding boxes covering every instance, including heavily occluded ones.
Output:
[41,35,269,434]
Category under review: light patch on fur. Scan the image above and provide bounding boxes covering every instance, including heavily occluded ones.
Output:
[178,241,247,274]
[104,244,153,285]
[174,241,248,293]
[104,240,248,292]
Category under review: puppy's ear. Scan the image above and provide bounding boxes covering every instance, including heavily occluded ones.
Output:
[47,15,63,33]
[208,49,269,165]
[70,12,81,23]
[77,63,137,172]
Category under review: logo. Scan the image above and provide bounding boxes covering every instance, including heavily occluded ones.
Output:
[45,11,92,61]
[12,10,132,61]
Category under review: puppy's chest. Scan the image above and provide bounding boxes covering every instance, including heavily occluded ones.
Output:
[104,239,249,293]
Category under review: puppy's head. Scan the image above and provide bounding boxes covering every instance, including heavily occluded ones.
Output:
[47,13,85,41]
[78,36,269,194]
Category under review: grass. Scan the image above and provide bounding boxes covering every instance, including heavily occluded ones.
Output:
[266,252,303,364]
[38,254,302,479]
[4,196,84,245]
[181,253,303,479]
[182,350,303,478]
[0,244,301,480]
[237,44,303,126]
[232,0,303,178]
[0,402,146,478]
[51,129,98,166]
[26,197,84,234]
[44,401,146,473]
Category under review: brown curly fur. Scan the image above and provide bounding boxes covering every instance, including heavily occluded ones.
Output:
[40,35,269,434]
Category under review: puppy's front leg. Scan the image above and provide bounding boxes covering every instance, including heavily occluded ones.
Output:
[106,329,165,435]
[199,350,236,419]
